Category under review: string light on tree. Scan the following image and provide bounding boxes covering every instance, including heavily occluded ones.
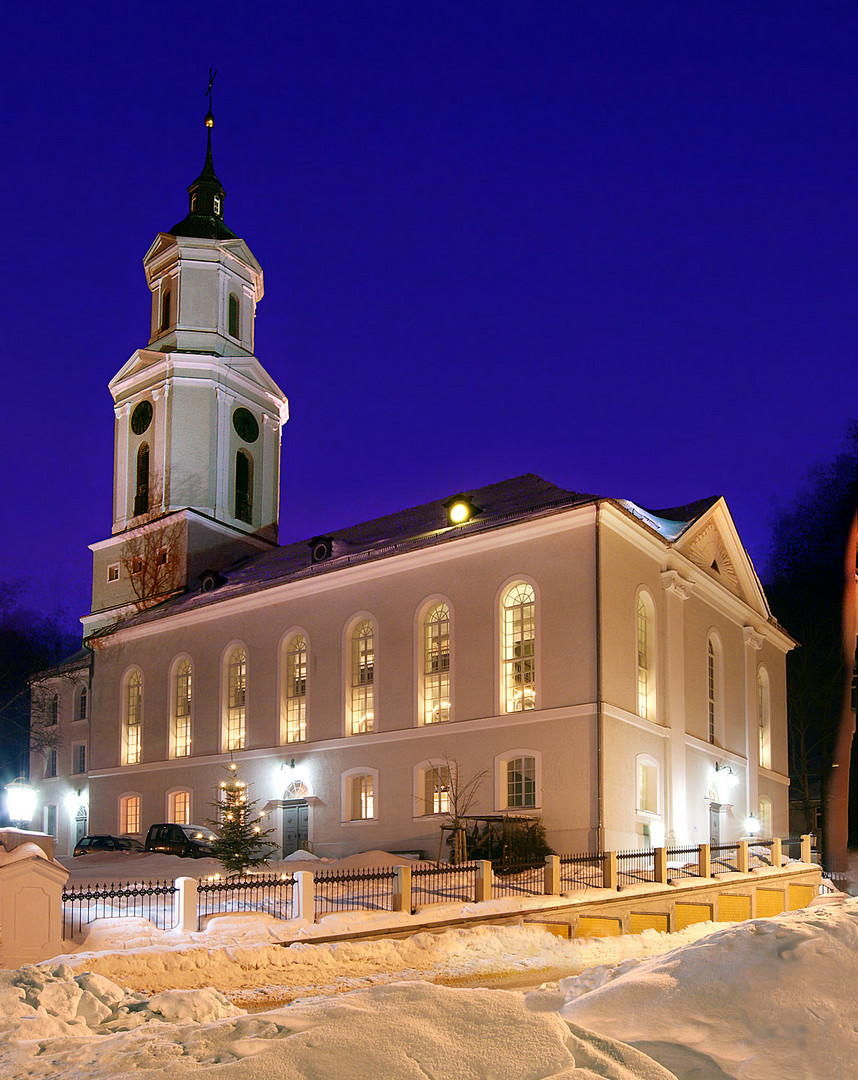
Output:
[208,757,276,874]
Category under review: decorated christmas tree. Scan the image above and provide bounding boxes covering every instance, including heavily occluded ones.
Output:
[209,759,277,875]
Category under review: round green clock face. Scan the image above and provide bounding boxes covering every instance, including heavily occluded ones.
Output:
[233,407,259,443]
[130,400,153,435]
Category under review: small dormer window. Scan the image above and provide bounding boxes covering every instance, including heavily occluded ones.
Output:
[213,194,222,215]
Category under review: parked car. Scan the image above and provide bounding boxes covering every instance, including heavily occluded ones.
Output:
[144,823,218,858]
[73,834,145,856]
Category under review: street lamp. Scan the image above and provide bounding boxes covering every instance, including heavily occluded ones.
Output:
[5,778,37,829]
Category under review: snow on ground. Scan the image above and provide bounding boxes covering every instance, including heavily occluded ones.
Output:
[1,893,857,1078]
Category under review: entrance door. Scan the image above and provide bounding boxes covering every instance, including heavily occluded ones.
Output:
[282,801,309,856]
[709,803,722,847]
[75,806,88,842]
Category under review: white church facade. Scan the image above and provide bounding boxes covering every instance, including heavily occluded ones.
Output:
[31,114,794,860]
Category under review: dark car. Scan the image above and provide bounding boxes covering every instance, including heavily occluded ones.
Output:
[73,834,145,856]
[144,823,218,858]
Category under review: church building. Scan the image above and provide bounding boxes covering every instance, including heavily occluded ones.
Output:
[30,111,794,860]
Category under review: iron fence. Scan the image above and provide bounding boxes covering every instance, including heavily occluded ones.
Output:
[665,846,702,882]
[748,840,774,869]
[616,848,656,885]
[62,879,177,939]
[559,851,604,890]
[196,874,294,929]
[313,866,397,915]
[710,843,740,872]
[491,861,546,898]
[411,862,477,907]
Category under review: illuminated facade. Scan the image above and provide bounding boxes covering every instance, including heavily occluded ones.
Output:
[30,119,794,859]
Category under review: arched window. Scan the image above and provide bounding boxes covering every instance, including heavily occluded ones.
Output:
[226,647,247,751]
[123,670,142,765]
[172,658,192,758]
[706,634,725,745]
[235,450,253,523]
[423,603,451,724]
[495,751,539,809]
[169,790,191,826]
[759,795,773,838]
[119,794,141,835]
[135,443,150,516]
[160,288,171,333]
[49,693,59,725]
[350,620,375,734]
[77,685,87,721]
[284,633,308,743]
[636,755,659,815]
[415,761,452,816]
[501,582,536,713]
[228,292,240,338]
[758,667,771,770]
[343,770,376,821]
[636,592,656,721]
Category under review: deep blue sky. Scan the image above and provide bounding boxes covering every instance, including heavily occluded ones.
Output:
[4,2,857,635]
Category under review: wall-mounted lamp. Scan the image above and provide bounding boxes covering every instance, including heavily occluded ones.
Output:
[280,759,296,772]
[744,813,761,837]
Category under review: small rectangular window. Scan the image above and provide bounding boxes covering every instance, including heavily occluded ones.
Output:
[107,563,120,582]
[120,795,141,835]
[45,749,57,778]
[45,804,57,839]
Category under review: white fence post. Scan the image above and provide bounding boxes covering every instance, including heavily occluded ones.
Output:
[175,877,198,933]
[770,837,783,868]
[737,840,749,874]
[544,854,561,895]
[474,861,493,902]
[0,852,68,967]
[800,834,813,864]
[293,870,315,921]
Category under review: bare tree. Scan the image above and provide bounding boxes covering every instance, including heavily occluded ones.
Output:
[429,755,487,863]
[120,479,184,611]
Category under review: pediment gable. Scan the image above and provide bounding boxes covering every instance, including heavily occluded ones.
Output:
[674,499,771,618]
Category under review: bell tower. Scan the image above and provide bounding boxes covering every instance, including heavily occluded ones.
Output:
[86,92,288,632]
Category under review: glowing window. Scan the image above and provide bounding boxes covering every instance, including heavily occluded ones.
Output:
[226,648,247,750]
[636,593,656,720]
[284,634,308,743]
[501,583,536,713]
[120,794,140,835]
[637,757,659,814]
[169,790,191,826]
[173,659,192,758]
[423,603,451,724]
[124,671,142,765]
[349,774,374,820]
[422,764,451,815]
[350,620,374,734]
[758,668,771,770]
[707,636,722,745]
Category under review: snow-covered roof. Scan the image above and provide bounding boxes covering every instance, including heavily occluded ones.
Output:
[101,475,720,632]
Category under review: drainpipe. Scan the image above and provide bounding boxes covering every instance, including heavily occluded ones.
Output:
[595,502,605,853]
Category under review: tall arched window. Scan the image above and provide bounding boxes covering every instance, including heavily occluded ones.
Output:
[284,633,308,743]
[123,670,142,765]
[636,593,656,720]
[119,794,141,835]
[759,795,773,838]
[501,582,536,713]
[423,603,450,723]
[135,443,150,516]
[226,647,247,750]
[169,790,191,826]
[228,292,240,338]
[758,667,771,770]
[172,659,192,758]
[77,685,87,721]
[160,288,171,333]
[707,634,723,745]
[235,450,253,523]
[350,620,375,734]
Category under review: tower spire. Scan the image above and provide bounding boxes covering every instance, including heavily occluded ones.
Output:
[168,70,236,240]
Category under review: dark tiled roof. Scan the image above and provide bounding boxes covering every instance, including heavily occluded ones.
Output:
[30,647,91,682]
[108,475,717,631]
